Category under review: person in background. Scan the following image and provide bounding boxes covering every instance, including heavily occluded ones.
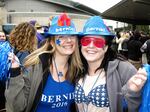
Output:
[139,31,149,45]
[127,30,143,70]
[139,32,150,64]
[116,31,126,55]
[29,20,45,48]
[110,31,120,53]
[9,22,37,65]
[0,31,7,112]
[74,16,147,112]
[5,13,82,112]
[121,32,130,59]
[140,38,150,64]
[35,22,44,34]
[0,31,6,41]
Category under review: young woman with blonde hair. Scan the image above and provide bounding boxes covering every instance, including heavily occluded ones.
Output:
[5,13,82,112]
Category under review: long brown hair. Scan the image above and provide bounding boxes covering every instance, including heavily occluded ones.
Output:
[9,22,37,52]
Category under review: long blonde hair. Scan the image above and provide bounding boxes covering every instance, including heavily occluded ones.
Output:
[24,36,83,83]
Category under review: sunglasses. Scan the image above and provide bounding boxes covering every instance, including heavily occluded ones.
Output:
[80,36,106,48]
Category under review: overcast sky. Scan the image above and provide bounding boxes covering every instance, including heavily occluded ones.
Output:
[71,0,121,13]
[71,0,124,29]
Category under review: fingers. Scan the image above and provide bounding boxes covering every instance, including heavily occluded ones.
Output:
[128,68,147,92]
[136,68,147,85]
[8,52,15,63]
[132,74,147,85]
[137,68,147,77]
[8,52,20,68]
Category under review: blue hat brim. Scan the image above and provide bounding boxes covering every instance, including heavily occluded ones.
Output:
[79,32,115,38]
[44,32,80,38]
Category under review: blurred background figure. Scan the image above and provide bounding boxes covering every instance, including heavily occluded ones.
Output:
[9,22,37,65]
[139,31,150,64]
[29,20,45,48]
[0,31,6,41]
[116,31,127,56]
[140,37,150,64]
[121,31,130,59]
[111,31,120,53]
[128,30,143,70]
[35,22,44,34]
[139,31,149,45]
[0,31,7,112]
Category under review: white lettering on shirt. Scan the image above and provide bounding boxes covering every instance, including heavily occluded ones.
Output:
[41,92,74,103]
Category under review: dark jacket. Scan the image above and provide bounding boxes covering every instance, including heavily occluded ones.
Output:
[128,38,142,61]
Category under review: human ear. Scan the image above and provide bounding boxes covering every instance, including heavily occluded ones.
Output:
[50,40,55,47]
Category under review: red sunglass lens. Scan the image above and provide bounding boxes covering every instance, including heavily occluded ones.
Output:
[94,40,105,48]
[81,38,91,46]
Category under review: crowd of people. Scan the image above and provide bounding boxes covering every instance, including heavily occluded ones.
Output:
[0,13,149,112]
[113,30,150,70]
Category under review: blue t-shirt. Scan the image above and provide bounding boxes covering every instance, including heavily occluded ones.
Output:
[36,74,75,112]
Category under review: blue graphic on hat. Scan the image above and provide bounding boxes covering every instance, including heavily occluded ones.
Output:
[82,16,115,37]
[45,13,79,36]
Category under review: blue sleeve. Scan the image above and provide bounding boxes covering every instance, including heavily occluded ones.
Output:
[16,51,30,65]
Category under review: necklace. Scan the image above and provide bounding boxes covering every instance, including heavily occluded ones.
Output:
[53,57,64,82]
[82,69,103,112]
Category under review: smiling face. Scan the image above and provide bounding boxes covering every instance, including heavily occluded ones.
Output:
[54,35,77,56]
[81,35,108,63]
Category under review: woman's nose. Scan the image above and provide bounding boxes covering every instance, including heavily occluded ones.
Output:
[66,37,72,42]
[89,41,94,47]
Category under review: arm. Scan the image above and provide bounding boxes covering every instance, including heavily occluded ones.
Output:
[5,53,32,112]
[118,61,146,111]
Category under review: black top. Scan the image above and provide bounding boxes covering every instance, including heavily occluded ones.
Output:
[128,39,142,61]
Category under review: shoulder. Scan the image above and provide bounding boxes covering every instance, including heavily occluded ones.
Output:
[116,59,137,81]
[108,59,137,84]
[16,51,30,58]
[120,60,137,73]
[19,51,30,56]
[109,59,137,74]
[25,62,42,72]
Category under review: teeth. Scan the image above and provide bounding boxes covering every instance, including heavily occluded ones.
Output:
[87,50,96,54]
[63,45,72,49]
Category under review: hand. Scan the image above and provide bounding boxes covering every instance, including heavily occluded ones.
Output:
[8,52,20,68]
[128,68,147,92]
